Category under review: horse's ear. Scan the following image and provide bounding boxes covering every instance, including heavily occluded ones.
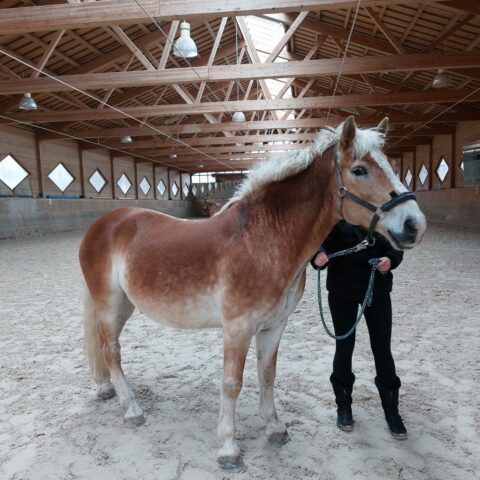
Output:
[376,117,389,136]
[340,115,356,150]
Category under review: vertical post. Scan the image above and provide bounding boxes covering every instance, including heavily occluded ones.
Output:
[428,140,433,190]
[400,153,404,184]
[152,162,157,200]
[412,148,417,192]
[109,151,115,198]
[179,173,184,200]
[450,128,456,189]
[78,143,85,198]
[34,131,44,197]
[167,167,171,200]
[133,159,138,199]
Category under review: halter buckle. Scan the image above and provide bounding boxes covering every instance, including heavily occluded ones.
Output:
[354,238,371,251]
[338,186,347,198]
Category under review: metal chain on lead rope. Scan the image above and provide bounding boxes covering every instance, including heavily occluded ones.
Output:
[316,239,381,340]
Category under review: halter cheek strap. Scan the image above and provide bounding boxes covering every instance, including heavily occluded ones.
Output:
[332,145,417,242]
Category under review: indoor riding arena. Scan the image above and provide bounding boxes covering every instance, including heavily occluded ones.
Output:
[1,1,479,479]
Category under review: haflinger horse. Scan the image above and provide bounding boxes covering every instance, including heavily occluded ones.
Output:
[79,117,426,470]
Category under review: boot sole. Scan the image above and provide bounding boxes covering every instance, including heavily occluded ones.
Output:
[391,431,408,440]
[337,421,354,432]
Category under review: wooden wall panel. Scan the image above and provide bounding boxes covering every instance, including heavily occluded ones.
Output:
[83,149,112,199]
[40,139,80,197]
[0,125,37,197]
[431,135,452,189]
[154,166,169,199]
[415,145,429,191]
[169,169,181,199]
[402,151,414,191]
[112,156,136,199]
[455,121,480,188]
[136,162,155,199]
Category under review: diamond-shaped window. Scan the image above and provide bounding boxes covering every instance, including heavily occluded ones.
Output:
[191,185,197,196]
[200,184,205,194]
[171,181,179,197]
[0,154,29,190]
[48,162,74,192]
[418,164,428,186]
[436,157,449,183]
[460,160,464,172]
[183,183,189,197]
[89,169,107,193]
[404,168,412,187]
[117,173,132,195]
[157,179,166,197]
[139,177,151,196]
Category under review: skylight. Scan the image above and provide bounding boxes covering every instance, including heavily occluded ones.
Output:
[244,16,295,121]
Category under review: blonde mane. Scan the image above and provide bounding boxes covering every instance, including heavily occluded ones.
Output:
[221,122,386,211]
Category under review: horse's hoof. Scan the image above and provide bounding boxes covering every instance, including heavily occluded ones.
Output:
[97,388,116,401]
[217,455,246,472]
[124,414,145,427]
[268,431,290,446]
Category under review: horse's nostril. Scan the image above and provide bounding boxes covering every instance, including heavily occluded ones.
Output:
[404,217,417,239]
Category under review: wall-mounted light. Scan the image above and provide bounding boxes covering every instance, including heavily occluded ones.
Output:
[121,135,133,144]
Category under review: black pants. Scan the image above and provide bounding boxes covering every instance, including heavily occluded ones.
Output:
[328,293,398,389]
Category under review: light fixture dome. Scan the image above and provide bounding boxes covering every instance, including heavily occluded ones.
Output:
[19,92,37,111]
[169,153,177,159]
[174,21,198,59]
[432,69,450,89]
[121,135,133,144]
[232,111,246,123]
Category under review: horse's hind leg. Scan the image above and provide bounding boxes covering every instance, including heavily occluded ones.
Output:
[85,288,144,426]
[256,318,290,445]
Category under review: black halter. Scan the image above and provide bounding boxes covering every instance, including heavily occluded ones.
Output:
[332,144,417,243]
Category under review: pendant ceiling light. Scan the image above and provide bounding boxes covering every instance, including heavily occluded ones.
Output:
[232,111,246,123]
[19,92,37,110]
[120,135,133,144]
[432,69,450,89]
[173,21,198,59]
[232,20,245,123]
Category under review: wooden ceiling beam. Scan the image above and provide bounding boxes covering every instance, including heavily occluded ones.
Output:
[37,116,469,140]
[8,89,480,123]
[83,133,318,150]
[2,51,478,95]
[0,0,450,35]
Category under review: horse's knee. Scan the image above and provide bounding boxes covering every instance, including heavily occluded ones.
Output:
[223,378,242,399]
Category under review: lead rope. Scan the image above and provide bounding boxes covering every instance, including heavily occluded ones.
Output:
[316,242,381,340]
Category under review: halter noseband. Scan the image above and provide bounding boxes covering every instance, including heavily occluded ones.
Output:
[332,144,416,243]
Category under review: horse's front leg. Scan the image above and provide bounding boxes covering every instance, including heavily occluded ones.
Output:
[256,318,290,445]
[217,321,252,471]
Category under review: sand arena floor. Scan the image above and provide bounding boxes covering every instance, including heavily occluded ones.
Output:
[1,223,479,480]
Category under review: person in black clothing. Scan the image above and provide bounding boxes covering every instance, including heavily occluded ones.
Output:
[312,220,408,439]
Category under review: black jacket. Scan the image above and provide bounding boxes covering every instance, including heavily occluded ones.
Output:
[312,221,403,301]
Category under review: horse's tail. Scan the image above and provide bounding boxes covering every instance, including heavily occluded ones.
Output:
[82,286,109,382]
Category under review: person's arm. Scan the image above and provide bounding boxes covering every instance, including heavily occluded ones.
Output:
[310,223,340,270]
[385,245,404,270]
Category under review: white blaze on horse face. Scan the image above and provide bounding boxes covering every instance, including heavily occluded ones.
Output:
[372,149,427,248]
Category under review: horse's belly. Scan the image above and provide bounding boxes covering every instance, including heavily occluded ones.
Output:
[130,293,223,329]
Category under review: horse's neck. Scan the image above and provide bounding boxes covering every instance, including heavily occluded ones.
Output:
[237,150,340,269]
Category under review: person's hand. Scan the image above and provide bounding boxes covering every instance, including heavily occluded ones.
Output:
[314,252,329,268]
[376,256,391,273]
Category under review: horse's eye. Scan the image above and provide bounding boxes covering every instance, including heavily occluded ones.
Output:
[351,166,368,176]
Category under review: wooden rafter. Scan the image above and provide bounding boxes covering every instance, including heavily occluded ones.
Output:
[7,89,480,124]
[0,0,450,35]
[2,51,478,95]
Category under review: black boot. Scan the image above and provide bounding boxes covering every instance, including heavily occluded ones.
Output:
[330,374,354,432]
[375,377,408,440]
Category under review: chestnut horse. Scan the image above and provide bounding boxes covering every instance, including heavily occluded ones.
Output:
[79,117,426,470]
